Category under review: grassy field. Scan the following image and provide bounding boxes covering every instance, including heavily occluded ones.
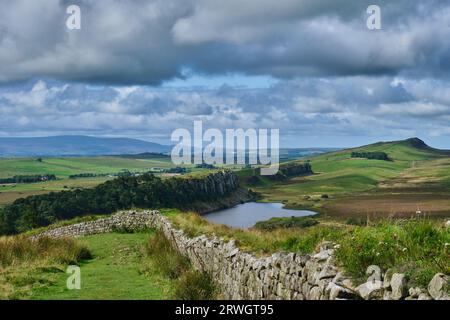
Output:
[245,138,450,218]
[0,155,177,206]
[0,156,175,179]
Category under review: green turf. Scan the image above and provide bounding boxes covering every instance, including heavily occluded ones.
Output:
[31,232,174,300]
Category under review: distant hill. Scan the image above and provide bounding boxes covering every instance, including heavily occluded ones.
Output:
[0,136,172,157]
[348,137,450,161]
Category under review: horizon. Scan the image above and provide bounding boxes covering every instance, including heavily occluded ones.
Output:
[0,134,445,151]
[1,2,450,148]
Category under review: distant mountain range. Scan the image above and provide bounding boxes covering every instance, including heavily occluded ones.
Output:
[0,136,172,157]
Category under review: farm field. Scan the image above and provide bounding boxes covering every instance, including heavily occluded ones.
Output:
[0,155,177,205]
[0,156,175,179]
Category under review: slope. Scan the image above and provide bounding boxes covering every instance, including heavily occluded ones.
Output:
[248,138,450,218]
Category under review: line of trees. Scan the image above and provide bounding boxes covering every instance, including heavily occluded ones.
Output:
[0,174,57,184]
[69,167,190,179]
[351,151,390,161]
[0,171,239,235]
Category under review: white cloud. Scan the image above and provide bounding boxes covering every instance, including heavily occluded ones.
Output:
[0,76,449,146]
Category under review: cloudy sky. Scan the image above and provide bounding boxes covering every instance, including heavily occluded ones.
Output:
[0,0,450,148]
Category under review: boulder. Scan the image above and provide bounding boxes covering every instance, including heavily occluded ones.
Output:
[327,282,359,300]
[355,280,384,300]
[418,293,432,300]
[341,278,357,292]
[305,260,320,285]
[312,249,334,262]
[383,268,393,289]
[366,265,382,282]
[309,286,322,300]
[383,291,392,300]
[318,262,338,280]
[428,273,449,300]
[390,273,407,300]
[408,287,423,298]
[331,272,345,284]
[430,274,448,298]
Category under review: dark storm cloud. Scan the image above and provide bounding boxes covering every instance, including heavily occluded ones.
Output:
[0,0,449,84]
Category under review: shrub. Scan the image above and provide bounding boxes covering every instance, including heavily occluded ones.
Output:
[254,216,319,231]
[172,270,217,300]
[111,224,151,234]
[346,217,367,226]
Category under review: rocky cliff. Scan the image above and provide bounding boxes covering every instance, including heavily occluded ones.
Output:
[182,170,255,213]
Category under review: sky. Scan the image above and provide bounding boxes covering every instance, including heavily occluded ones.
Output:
[0,0,450,148]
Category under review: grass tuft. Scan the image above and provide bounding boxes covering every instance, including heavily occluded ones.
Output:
[0,235,91,299]
[144,231,190,279]
[144,230,217,299]
[0,236,91,268]
[173,270,217,300]
[254,216,319,231]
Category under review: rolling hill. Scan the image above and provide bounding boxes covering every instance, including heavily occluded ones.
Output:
[0,135,171,157]
[246,137,450,218]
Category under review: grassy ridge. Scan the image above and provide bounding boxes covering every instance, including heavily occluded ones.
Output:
[247,138,450,217]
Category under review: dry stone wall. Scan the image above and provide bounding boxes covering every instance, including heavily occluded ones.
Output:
[32,211,152,238]
[33,210,448,300]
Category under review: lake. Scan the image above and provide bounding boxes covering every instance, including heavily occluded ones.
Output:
[202,202,318,228]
